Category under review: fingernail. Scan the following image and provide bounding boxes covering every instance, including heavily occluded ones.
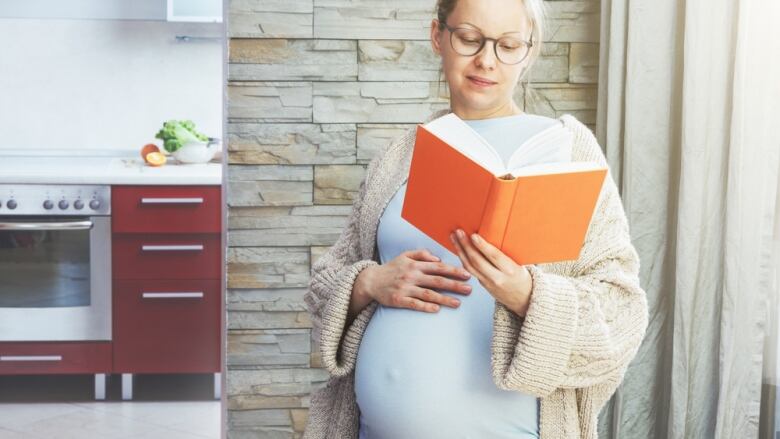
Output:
[449,233,455,243]
[471,234,480,243]
[457,229,465,238]
[463,271,471,278]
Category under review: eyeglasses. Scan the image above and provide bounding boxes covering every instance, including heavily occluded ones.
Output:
[442,23,534,65]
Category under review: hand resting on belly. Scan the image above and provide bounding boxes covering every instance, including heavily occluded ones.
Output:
[348,249,473,325]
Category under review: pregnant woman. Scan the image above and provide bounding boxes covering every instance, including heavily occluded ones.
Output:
[303,0,648,438]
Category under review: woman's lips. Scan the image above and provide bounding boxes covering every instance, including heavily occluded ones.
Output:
[467,76,497,87]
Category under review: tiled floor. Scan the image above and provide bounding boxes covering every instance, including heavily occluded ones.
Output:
[0,374,220,439]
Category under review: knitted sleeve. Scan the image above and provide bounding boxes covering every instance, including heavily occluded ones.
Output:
[489,120,649,398]
[302,156,381,378]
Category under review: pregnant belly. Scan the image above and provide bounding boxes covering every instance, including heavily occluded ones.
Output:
[354,289,539,439]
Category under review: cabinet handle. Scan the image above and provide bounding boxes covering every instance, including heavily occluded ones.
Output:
[142,292,204,299]
[1,355,63,362]
[141,244,204,252]
[141,197,204,205]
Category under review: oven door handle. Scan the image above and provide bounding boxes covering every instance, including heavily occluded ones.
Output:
[0,355,63,362]
[0,220,93,231]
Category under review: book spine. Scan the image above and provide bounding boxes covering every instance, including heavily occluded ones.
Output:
[477,177,517,250]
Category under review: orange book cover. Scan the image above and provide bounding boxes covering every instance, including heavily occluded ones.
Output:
[401,114,608,266]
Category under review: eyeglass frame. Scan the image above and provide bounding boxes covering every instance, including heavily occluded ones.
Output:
[440,22,534,65]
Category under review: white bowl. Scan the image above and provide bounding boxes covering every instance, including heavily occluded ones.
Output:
[173,140,220,164]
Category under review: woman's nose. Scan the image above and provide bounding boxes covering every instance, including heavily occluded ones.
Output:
[474,40,498,70]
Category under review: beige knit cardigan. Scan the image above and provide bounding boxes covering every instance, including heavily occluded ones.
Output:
[302,109,649,439]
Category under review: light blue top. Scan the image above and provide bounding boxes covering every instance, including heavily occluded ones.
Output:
[355,113,568,439]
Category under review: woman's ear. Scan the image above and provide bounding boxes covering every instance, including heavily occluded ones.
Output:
[430,19,443,56]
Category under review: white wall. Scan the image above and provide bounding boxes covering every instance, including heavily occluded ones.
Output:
[0,18,222,150]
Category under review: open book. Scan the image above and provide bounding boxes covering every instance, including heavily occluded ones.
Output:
[401,113,608,266]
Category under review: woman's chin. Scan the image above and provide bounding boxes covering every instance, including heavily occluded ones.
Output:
[453,91,499,111]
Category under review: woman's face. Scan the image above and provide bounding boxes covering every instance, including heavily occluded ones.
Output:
[431,0,533,119]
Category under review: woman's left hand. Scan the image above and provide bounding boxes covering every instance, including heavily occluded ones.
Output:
[450,228,533,317]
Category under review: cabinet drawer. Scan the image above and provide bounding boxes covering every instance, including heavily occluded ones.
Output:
[0,342,111,375]
[112,186,221,234]
[113,279,221,373]
[113,234,221,280]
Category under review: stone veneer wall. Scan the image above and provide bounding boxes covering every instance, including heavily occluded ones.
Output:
[225,0,600,437]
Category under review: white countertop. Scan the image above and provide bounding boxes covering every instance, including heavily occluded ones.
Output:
[0,149,222,185]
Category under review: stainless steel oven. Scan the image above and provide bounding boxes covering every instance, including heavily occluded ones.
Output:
[0,184,111,341]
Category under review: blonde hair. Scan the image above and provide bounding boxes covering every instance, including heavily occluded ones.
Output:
[435,0,547,105]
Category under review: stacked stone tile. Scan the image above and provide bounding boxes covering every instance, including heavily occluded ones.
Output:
[226,0,600,437]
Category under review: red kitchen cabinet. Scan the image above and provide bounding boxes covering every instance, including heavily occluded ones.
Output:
[112,234,221,280]
[112,185,221,234]
[0,342,112,400]
[0,342,111,375]
[111,184,222,400]
[113,279,221,373]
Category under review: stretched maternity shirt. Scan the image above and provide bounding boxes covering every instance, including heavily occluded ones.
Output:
[355,113,570,439]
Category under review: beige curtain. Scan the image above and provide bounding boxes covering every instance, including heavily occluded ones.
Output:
[594,0,780,437]
[762,168,780,437]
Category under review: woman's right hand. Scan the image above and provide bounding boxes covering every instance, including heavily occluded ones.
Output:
[355,249,473,313]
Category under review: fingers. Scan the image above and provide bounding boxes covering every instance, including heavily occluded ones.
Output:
[404,247,471,280]
[466,232,515,272]
[417,259,471,280]
[388,288,461,313]
[450,231,478,276]
[391,293,440,313]
[451,230,502,279]
[407,253,472,295]
[418,272,472,295]
[384,248,470,313]
[404,248,440,262]
[404,249,472,293]
[411,287,462,309]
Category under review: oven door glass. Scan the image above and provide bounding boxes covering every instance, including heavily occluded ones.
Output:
[0,216,111,341]
[0,219,90,308]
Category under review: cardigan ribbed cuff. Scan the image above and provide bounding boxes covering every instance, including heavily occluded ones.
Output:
[491,264,579,397]
[319,259,380,377]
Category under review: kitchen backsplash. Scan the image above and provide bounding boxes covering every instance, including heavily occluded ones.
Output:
[0,18,222,150]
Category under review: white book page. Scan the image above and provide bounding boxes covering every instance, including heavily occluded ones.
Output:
[506,121,572,170]
[509,160,604,177]
[423,113,505,175]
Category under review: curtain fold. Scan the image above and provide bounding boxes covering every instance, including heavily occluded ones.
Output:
[595,0,780,437]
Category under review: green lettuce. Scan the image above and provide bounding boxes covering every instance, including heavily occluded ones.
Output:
[155,120,209,152]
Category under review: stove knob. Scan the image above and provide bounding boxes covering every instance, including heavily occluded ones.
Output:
[73,200,85,210]
[43,200,54,210]
[89,199,101,210]
[58,200,69,210]
[6,199,17,210]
